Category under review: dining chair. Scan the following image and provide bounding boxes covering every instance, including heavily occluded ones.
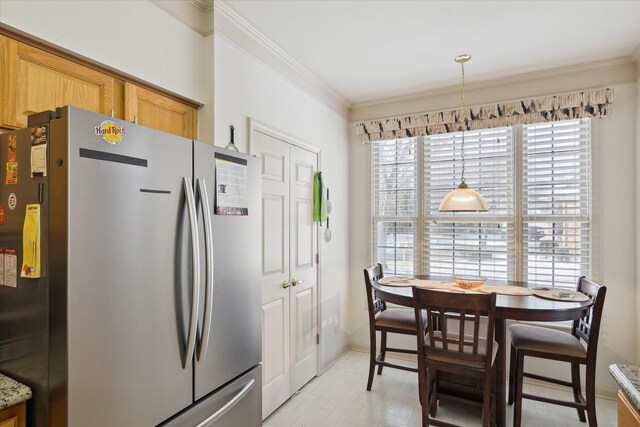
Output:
[363,264,425,391]
[412,286,497,427]
[508,276,606,427]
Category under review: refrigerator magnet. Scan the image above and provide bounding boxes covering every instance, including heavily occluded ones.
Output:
[0,249,4,286]
[21,204,41,279]
[3,248,17,288]
[31,145,47,177]
[8,193,17,210]
[95,120,125,145]
[0,205,5,225]
[7,134,16,162]
[5,161,18,185]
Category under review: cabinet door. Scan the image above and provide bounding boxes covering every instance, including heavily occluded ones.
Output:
[124,83,197,139]
[0,36,115,129]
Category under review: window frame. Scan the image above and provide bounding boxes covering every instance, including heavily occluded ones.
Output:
[370,119,595,288]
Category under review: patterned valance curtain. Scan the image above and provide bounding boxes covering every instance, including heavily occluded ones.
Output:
[356,88,613,143]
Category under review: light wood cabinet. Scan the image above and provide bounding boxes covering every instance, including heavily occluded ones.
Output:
[125,83,197,140]
[618,390,640,427]
[0,34,199,139]
[0,36,114,129]
[0,402,26,427]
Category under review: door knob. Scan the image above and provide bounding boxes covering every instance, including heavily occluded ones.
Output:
[291,278,304,286]
[282,280,291,288]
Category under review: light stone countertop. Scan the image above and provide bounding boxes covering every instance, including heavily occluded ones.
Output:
[0,373,32,410]
[609,364,640,411]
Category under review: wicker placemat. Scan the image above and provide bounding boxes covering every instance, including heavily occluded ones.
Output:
[477,285,534,296]
[531,287,590,302]
[377,276,416,287]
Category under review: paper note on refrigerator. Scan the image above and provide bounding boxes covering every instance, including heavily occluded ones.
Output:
[4,249,17,287]
[21,204,41,279]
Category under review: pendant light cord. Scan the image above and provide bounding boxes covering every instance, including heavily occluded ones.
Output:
[460,60,466,184]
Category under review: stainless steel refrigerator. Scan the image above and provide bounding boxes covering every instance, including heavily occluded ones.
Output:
[0,106,262,426]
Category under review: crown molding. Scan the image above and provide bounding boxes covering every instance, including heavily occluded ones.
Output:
[149,0,213,36]
[213,0,350,119]
[349,56,638,122]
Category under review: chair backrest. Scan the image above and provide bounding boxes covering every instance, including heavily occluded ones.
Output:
[412,287,497,371]
[573,276,606,361]
[363,264,387,321]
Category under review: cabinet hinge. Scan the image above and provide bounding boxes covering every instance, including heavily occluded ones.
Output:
[316,334,320,345]
[315,253,319,264]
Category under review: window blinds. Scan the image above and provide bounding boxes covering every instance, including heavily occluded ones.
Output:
[522,119,591,287]
[371,138,418,276]
[423,128,515,280]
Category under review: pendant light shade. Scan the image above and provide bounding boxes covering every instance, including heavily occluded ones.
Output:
[438,181,489,212]
[439,54,489,213]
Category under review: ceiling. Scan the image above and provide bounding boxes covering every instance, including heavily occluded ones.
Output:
[223,0,640,106]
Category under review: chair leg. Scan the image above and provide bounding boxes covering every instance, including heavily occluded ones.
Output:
[377,331,387,375]
[571,362,587,422]
[585,362,598,427]
[481,367,493,427]
[508,344,517,405]
[513,352,525,427]
[367,330,376,391]
[429,371,438,417]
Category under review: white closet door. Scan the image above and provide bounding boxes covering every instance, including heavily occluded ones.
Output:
[252,128,318,420]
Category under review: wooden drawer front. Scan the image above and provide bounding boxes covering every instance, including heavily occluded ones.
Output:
[125,83,197,139]
[1,36,114,129]
[619,390,640,427]
[0,402,26,427]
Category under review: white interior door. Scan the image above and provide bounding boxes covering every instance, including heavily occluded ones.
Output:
[288,146,318,393]
[251,127,318,420]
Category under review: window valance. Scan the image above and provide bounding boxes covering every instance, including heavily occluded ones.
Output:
[355,88,613,143]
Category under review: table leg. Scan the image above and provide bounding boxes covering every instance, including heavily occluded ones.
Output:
[495,318,506,427]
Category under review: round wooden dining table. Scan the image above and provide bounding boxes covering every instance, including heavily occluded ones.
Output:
[370,276,593,427]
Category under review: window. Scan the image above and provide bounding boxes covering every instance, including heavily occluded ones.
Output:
[371,119,592,287]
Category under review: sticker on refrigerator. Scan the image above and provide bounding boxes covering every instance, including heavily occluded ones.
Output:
[3,248,17,288]
[214,153,248,216]
[95,120,126,145]
[7,135,17,162]
[0,249,4,286]
[30,125,48,177]
[21,204,40,279]
[31,125,47,146]
[7,193,17,210]
[6,161,18,185]
[0,205,5,225]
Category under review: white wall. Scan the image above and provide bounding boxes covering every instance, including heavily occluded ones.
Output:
[213,34,351,370]
[349,79,638,397]
[0,0,213,142]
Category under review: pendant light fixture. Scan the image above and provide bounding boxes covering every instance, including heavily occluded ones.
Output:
[438,54,489,212]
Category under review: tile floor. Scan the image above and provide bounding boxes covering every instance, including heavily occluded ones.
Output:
[263,350,617,427]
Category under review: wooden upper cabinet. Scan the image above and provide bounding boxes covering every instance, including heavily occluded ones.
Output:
[0,36,114,129]
[125,83,197,139]
[0,34,199,139]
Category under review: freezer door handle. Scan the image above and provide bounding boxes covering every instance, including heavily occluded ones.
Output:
[184,177,201,369]
[196,379,256,427]
[196,178,214,361]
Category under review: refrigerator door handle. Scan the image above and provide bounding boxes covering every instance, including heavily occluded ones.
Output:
[196,178,214,361]
[196,379,256,427]
[184,177,201,369]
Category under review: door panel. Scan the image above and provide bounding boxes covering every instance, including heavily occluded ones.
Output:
[252,128,318,419]
[288,145,318,393]
[262,195,286,274]
[124,83,197,139]
[251,131,291,419]
[261,297,288,411]
[193,144,262,400]
[63,107,192,426]
[0,37,114,129]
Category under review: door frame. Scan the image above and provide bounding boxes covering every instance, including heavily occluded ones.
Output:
[248,118,322,377]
